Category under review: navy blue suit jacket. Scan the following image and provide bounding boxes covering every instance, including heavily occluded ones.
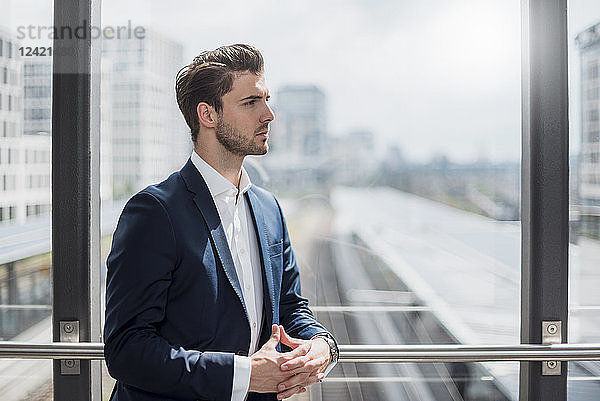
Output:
[104,158,330,400]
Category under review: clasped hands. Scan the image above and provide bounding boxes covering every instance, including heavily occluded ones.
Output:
[249,324,330,400]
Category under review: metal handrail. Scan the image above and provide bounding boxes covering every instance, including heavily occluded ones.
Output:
[0,342,104,359]
[339,344,600,362]
[1,342,600,362]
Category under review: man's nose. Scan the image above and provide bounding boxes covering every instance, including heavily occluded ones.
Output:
[261,102,275,123]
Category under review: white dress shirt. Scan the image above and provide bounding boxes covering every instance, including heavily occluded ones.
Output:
[191,151,262,400]
[191,151,336,399]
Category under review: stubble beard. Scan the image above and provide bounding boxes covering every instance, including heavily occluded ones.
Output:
[215,117,268,157]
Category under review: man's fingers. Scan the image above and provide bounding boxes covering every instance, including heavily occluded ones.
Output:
[281,343,310,363]
[278,372,310,392]
[286,354,329,376]
[281,347,312,371]
[281,354,311,372]
[277,385,304,400]
[277,372,324,399]
[264,324,280,348]
[286,359,324,376]
[279,325,304,348]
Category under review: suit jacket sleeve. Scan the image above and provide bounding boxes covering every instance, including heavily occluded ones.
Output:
[103,191,234,400]
[274,196,331,341]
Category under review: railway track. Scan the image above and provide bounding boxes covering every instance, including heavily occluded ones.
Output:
[308,233,510,401]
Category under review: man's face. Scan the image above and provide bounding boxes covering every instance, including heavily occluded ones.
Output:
[215,72,274,157]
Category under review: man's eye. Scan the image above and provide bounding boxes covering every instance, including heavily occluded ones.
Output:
[244,100,256,106]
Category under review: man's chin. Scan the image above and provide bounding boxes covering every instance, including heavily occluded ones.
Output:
[249,144,269,156]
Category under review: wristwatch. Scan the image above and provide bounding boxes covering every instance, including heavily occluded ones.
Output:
[313,332,339,364]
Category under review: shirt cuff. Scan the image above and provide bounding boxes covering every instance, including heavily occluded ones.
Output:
[232,355,251,401]
[322,358,337,377]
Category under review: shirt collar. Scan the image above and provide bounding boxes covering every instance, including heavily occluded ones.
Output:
[190,150,252,199]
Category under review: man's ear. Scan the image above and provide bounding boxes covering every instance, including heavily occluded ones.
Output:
[197,102,217,128]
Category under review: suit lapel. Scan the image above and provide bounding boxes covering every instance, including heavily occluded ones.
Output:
[246,188,275,328]
[179,159,248,321]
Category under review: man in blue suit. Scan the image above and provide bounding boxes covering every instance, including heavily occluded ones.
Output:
[104,44,338,401]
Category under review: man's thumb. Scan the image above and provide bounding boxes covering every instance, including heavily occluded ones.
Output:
[267,324,280,347]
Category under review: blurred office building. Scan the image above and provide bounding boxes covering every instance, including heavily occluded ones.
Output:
[264,85,330,191]
[101,29,191,200]
[576,21,600,238]
[331,129,378,185]
[270,84,327,157]
[21,57,52,220]
[23,58,51,137]
[0,29,52,224]
[22,56,115,210]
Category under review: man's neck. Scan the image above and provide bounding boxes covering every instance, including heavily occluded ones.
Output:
[193,143,244,188]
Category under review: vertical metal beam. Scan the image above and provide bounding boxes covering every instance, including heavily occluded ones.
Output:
[52,0,94,399]
[520,1,569,400]
[89,0,103,399]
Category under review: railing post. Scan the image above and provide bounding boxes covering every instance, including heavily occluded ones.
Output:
[520,0,570,400]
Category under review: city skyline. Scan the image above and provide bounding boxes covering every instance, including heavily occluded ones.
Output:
[4,0,600,163]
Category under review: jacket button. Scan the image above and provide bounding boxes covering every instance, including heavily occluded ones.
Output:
[236,350,248,356]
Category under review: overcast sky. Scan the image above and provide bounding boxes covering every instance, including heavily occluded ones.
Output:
[6,0,600,163]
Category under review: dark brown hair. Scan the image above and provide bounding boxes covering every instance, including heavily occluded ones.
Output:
[175,44,264,143]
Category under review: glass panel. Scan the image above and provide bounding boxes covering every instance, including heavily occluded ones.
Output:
[0,256,51,340]
[0,0,53,400]
[0,360,52,401]
[99,1,523,400]
[569,1,600,399]
[306,215,521,399]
